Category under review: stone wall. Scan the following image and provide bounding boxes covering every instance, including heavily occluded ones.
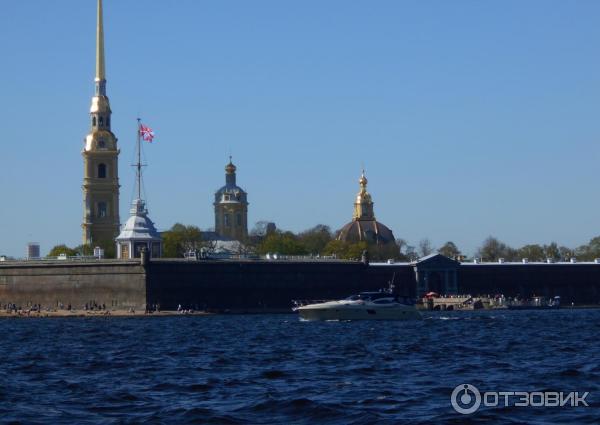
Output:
[0,260,146,310]
[146,260,414,312]
[2,258,598,313]
[459,263,600,304]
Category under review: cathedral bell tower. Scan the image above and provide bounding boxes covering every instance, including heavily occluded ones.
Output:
[214,157,249,241]
[81,0,120,246]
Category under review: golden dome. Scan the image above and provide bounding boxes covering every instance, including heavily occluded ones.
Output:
[359,172,368,187]
[225,156,237,174]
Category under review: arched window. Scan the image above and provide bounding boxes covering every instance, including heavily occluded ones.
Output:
[98,163,107,178]
[106,117,110,127]
[224,214,230,226]
[99,116,104,126]
[236,214,242,226]
[92,116,97,127]
[98,202,107,218]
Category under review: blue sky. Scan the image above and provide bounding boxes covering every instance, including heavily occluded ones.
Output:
[1,0,600,257]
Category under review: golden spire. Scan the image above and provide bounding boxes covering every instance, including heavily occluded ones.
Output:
[353,170,374,221]
[95,0,106,83]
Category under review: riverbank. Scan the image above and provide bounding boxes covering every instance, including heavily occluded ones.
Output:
[0,309,214,318]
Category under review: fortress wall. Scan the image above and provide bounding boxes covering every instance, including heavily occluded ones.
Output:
[146,260,415,312]
[0,261,146,310]
[3,258,597,313]
[458,264,600,304]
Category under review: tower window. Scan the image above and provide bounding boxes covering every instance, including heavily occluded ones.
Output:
[99,116,104,126]
[98,202,107,218]
[98,139,106,148]
[224,214,230,227]
[236,214,242,226]
[106,117,110,127]
[92,116,97,127]
[98,163,107,178]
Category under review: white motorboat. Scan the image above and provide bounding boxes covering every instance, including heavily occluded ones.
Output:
[293,291,422,321]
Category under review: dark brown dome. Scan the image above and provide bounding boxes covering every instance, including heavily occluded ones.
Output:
[337,220,396,245]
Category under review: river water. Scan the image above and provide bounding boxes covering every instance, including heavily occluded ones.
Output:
[1,309,598,424]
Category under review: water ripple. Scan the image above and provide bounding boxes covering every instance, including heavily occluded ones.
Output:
[0,310,599,423]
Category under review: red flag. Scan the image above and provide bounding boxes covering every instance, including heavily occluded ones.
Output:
[140,124,155,143]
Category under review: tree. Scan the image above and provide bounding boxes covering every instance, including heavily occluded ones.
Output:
[250,221,276,238]
[47,244,78,258]
[405,245,419,262]
[477,236,515,261]
[543,242,560,261]
[438,241,461,259]
[297,225,333,255]
[368,243,401,262]
[418,238,434,257]
[322,240,348,258]
[346,242,368,260]
[559,246,574,261]
[74,244,94,256]
[322,240,368,260]
[162,223,203,258]
[257,231,307,255]
[91,239,116,259]
[574,236,600,261]
[517,244,545,262]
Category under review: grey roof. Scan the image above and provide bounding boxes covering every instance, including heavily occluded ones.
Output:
[116,199,161,242]
[411,253,460,266]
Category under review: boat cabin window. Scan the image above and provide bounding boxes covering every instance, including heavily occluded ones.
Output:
[372,298,394,304]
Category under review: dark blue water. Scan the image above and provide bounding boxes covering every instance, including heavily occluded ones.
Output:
[0,310,599,424]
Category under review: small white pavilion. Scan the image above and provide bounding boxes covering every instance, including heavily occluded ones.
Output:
[116,199,161,259]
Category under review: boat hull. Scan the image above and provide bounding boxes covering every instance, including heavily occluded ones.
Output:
[297,304,422,321]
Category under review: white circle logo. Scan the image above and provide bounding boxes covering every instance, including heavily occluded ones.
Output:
[451,384,481,414]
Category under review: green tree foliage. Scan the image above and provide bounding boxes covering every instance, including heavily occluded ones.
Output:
[368,243,401,262]
[74,244,94,256]
[517,244,545,261]
[346,241,368,260]
[47,244,77,258]
[257,231,307,255]
[162,223,203,258]
[477,237,576,262]
[438,241,461,259]
[477,236,517,261]
[322,240,367,260]
[559,246,574,260]
[575,236,600,261]
[543,242,560,261]
[94,239,116,259]
[297,225,333,254]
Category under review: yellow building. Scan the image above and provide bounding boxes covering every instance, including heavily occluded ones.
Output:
[81,0,120,246]
[214,157,248,241]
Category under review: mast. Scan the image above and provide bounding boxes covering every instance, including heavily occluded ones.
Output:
[136,118,142,200]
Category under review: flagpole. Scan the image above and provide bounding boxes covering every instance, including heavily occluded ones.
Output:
[137,118,141,200]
